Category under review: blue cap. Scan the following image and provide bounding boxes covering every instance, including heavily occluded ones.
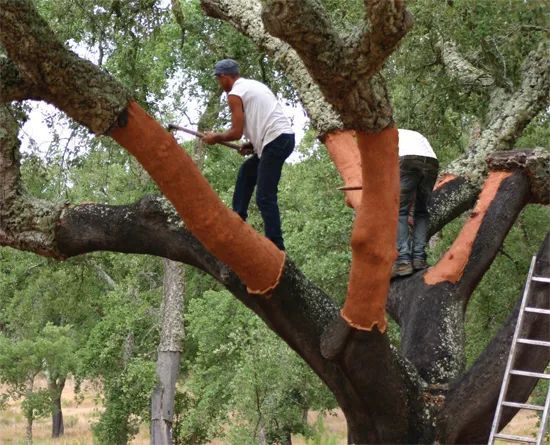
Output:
[214,59,240,76]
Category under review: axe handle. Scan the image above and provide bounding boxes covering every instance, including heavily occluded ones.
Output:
[168,124,242,151]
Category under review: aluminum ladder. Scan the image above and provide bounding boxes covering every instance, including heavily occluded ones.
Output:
[488,255,550,445]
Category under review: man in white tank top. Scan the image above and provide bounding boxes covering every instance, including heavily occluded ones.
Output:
[202,59,295,251]
[392,129,439,277]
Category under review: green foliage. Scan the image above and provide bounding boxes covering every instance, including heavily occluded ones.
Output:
[175,289,334,444]
[387,0,548,165]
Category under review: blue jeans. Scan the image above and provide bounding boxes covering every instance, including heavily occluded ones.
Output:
[232,133,294,250]
[397,155,439,262]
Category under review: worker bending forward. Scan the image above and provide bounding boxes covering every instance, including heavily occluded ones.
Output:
[202,59,294,251]
[392,129,439,277]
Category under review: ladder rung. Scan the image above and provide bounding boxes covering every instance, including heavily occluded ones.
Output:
[494,433,536,443]
[501,400,545,411]
[531,276,550,283]
[524,307,550,315]
[517,338,550,347]
[510,369,550,379]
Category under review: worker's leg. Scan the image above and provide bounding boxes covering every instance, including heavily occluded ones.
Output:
[256,134,294,250]
[411,159,439,267]
[397,158,421,263]
[232,154,260,220]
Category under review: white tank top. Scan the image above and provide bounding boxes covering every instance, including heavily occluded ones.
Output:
[398,129,437,159]
[229,78,293,157]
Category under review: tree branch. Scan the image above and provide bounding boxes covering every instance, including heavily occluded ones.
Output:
[260,0,411,130]
[446,40,550,183]
[435,40,495,90]
[0,56,43,103]
[0,0,130,134]
[438,236,550,444]
[352,0,414,78]
[389,152,548,384]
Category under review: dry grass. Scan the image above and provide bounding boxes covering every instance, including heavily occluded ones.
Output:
[0,378,540,444]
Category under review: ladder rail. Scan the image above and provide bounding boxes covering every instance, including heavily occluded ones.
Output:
[488,256,538,444]
[535,378,550,445]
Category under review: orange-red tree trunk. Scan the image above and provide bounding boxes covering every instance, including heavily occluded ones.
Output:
[341,127,399,331]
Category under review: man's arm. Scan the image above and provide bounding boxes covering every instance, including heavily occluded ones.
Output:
[202,94,244,145]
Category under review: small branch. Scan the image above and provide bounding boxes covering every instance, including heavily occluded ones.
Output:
[446,40,550,182]
[435,40,495,90]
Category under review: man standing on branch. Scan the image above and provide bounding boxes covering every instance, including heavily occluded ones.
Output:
[202,59,295,251]
[392,129,439,277]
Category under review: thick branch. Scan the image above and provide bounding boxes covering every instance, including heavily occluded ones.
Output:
[435,40,495,90]
[261,0,411,130]
[0,0,130,134]
[0,56,43,103]
[0,104,66,257]
[447,40,550,182]
[2,190,422,443]
[438,236,550,444]
[353,0,414,78]
[390,163,541,385]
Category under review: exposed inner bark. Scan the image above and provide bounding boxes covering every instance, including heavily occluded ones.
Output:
[321,130,362,208]
[108,101,285,295]
[341,128,399,331]
[425,171,512,285]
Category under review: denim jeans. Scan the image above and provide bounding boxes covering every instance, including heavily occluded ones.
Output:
[397,155,439,262]
[232,133,295,250]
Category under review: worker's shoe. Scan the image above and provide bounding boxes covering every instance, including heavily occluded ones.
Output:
[412,258,428,270]
[391,261,413,278]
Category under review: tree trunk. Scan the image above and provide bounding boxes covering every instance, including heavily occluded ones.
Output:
[151,259,185,444]
[25,377,34,445]
[25,416,33,445]
[48,376,66,437]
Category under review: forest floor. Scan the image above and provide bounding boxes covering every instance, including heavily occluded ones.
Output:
[0,377,541,444]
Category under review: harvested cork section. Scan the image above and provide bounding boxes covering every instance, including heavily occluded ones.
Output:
[323,130,362,209]
[109,101,285,295]
[424,171,512,285]
[341,127,399,332]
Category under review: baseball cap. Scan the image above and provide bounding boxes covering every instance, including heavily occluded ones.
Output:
[214,59,240,76]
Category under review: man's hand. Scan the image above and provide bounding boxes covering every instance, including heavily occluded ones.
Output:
[239,142,254,156]
[202,132,219,145]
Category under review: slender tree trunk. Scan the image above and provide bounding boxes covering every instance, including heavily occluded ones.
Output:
[49,376,66,437]
[24,377,34,445]
[25,416,33,445]
[151,260,185,444]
